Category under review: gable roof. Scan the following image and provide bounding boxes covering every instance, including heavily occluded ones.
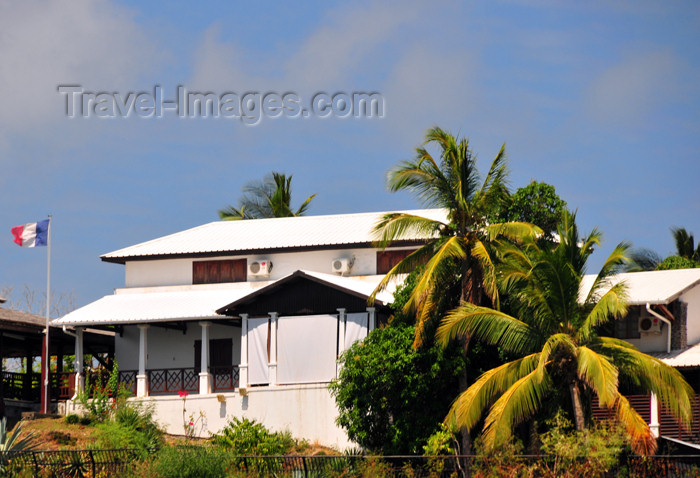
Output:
[580,268,700,305]
[101,209,447,263]
[216,270,394,316]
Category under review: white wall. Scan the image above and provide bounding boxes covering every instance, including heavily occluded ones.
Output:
[622,330,669,353]
[124,247,416,288]
[65,385,353,449]
[683,285,700,346]
[115,323,242,371]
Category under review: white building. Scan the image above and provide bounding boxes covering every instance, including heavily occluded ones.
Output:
[53,209,445,447]
[53,209,700,447]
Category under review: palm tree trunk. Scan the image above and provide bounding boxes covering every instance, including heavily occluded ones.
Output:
[569,383,585,431]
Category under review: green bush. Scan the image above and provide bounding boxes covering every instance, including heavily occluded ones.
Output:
[150,446,233,478]
[657,255,699,270]
[211,417,294,455]
[64,414,80,425]
[93,401,163,456]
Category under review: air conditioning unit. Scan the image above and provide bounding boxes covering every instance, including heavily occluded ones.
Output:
[331,257,354,275]
[638,315,662,334]
[249,260,272,277]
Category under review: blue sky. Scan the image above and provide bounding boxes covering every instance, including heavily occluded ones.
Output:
[1,0,698,313]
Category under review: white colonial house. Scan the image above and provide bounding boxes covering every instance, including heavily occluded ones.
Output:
[53,209,446,447]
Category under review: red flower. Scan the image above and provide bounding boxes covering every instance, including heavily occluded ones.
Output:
[178,390,189,398]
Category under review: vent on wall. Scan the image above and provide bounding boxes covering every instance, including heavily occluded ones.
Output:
[249,260,272,277]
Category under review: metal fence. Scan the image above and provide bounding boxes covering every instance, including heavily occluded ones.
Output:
[3,450,700,478]
[1,448,141,477]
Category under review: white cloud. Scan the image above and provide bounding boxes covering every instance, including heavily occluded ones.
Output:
[585,50,681,126]
[0,0,158,136]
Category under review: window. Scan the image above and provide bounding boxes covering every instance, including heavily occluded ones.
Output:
[614,307,641,339]
[376,249,418,274]
[193,259,246,284]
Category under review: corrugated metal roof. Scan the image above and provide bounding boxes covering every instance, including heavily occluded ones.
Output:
[52,288,246,326]
[101,209,447,262]
[53,272,394,327]
[580,269,700,305]
[653,343,700,368]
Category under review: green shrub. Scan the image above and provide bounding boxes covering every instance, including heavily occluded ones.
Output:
[93,401,163,456]
[78,415,92,426]
[151,446,233,478]
[65,414,80,425]
[657,255,699,270]
[212,417,294,455]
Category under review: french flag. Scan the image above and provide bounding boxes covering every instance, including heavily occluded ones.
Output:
[11,219,50,247]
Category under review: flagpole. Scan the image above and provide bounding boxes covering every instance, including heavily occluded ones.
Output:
[44,215,52,413]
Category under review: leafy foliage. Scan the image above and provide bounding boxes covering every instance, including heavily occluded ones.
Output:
[219,171,316,220]
[0,418,37,474]
[93,400,163,455]
[330,325,463,454]
[150,446,233,478]
[211,417,295,455]
[75,364,128,423]
[500,181,567,238]
[656,255,699,270]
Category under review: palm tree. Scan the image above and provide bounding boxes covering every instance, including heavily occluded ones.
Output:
[437,211,694,455]
[371,126,541,345]
[219,172,316,220]
[672,227,700,262]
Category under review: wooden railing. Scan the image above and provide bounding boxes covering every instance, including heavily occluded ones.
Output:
[1,371,40,401]
[51,372,76,400]
[211,365,240,392]
[147,367,198,395]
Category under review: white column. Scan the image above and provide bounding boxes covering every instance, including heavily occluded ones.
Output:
[136,325,149,398]
[650,393,660,438]
[199,321,212,394]
[337,308,347,355]
[268,312,278,386]
[73,327,84,399]
[336,309,347,377]
[367,307,376,332]
[239,314,248,392]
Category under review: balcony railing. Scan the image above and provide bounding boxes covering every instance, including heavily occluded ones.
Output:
[147,367,198,395]
[1,371,40,401]
[211,365,240,392]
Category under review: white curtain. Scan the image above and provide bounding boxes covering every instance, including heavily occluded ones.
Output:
[344,312,369,350]
[248,317,269,385]
[277,314,338,384]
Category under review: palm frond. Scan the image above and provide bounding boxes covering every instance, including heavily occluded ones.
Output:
[612,394,657,455]
[596,342,694,427]
[445,354,540,432]
[470,239,500,308]
[576,346,619,406]
[438,303,540,354]
[578,282,628,341]
[483,222,542,244]
[583,242,631,305]
[371,213,445,249]
[536,333,576,378]
[481,369,552,451]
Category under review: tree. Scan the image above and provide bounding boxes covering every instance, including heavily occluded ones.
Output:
[500,181,567,239]
[370,127,541,454]
[625,227,699,272]
[437,211,694,455]
[330,325,463,454]
[218,172,316,220]
[671,227,700,262]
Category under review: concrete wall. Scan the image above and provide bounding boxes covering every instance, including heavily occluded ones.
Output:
[115,324,242,371]
[124,247,415,288]
[66,385,353,449]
